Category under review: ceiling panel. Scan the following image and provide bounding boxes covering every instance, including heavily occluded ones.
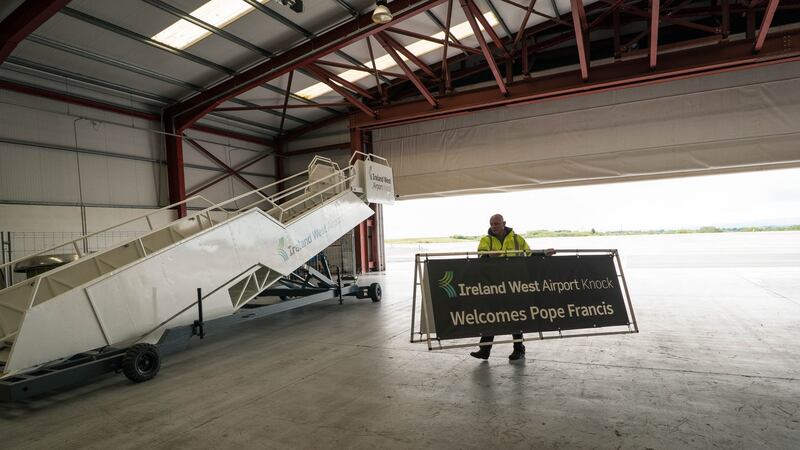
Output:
[2,0,605,136]
[36,13,226,89]
[286,108,345,124]
[133,0,270,72]
[233,86,286,103]
[68,0,185,40]
[13,40,190,100]
[0,0,25,22]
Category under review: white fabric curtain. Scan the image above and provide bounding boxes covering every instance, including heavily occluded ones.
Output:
[374,62,800,199]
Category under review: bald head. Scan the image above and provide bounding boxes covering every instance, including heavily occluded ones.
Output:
[489,214,506,237]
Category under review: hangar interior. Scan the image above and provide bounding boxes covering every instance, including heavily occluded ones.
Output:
[1,0,799,448]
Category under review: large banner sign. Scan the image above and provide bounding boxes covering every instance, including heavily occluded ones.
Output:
[423,255,631,340]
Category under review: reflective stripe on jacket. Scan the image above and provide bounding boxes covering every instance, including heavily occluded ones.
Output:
[477,229,530,253]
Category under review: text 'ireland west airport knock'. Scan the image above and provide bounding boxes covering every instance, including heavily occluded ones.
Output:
[426,255,630,339]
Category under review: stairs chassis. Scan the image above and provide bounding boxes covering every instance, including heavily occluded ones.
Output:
[0,280,375,402]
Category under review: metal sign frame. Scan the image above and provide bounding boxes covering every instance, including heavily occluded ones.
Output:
[410,249,639,350]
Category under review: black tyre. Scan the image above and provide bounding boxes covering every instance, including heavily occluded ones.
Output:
[121,343,161,383]
[368,282,382,302]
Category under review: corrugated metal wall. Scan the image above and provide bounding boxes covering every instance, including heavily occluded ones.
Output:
[0,86,273,234]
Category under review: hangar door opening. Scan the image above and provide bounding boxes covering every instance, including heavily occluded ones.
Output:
[373,62,800,200]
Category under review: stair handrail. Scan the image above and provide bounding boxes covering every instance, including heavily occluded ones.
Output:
[0,194,220,273]
[0,157,361,284]
[349,151,389,166]
[242,171,356,222]
[233,166,355,219]
[181,160,345,220]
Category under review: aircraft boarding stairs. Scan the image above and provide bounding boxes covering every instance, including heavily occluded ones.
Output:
[0,154,392,378]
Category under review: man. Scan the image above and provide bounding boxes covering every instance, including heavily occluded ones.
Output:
[470,214,554,361]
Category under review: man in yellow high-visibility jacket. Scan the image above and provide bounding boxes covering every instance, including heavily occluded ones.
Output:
[471,214,553,361]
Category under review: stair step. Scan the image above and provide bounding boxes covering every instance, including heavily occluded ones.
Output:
[0,348,10,365]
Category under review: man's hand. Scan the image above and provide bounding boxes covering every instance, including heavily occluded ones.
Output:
[544,248,556,256]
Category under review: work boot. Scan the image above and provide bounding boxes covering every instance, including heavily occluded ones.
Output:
[508,345,525,361]
[470,348,490,360]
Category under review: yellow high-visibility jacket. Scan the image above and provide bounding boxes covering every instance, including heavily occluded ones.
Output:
[477,228,530,253]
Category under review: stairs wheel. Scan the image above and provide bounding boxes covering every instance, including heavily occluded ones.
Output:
[368,283,382,303]
[122,343,161,383]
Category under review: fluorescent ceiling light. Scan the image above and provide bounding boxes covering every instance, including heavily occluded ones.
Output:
[152,0,269,50]
[296,12,500,100]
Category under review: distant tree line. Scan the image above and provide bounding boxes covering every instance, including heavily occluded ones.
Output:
[385,225,800,244]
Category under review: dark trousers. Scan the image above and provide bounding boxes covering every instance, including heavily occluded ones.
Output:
[478,334,524,353]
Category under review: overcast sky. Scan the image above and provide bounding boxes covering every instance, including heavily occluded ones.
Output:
[382,167,800,239]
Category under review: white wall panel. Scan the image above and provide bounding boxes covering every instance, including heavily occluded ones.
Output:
[0,86,164,235]
[85,207,177,233]
[229,149,274,176]
[182,138,229,167]
[0,101,76,148]
[0,142,80,203]
[74,119,161,159]
[375,62,800,198]
[0,204,82,232]
[184,167,232,207]
[77,154,159,206]
[0,67,159,117]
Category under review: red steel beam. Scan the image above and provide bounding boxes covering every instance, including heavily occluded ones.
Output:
[497,0,571,26]
[571,0,590,80]
[0,0,72,64]
[0,79,158,120]
[350,128,369,274]
[387,27,481,55]
[366,37,385,102]
[603,0,720,35]
[754,0,780,51]
[274,151,286,196]
[613,7,621,57]
[721,0,730,38]
[442,0,454,93]
[167,0,447,131]
[459,0,509,95]
[184,138,259,191]
[377,32,440,80]
[0,79,273,146]
[374,32,439,107]
[514,0,538,46]
[280,114,348,142]
[163,118,187,217]
[278,70,293,135]
[315,59,407,79]
[215,102,350,111]
[371,0,614,103]
[307,64,376,100]
[284,142,350,156]
[650,0,660,68]
[188,125,273,146]
[465,0,512,58]
[352,29,800,129]
[304,64,377,117]
[589,0,625,29]
[186,150,273,198]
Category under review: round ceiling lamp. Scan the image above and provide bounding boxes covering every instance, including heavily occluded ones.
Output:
[372,0,393,24]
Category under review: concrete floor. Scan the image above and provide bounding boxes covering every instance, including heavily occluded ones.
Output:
[1,233,799,449]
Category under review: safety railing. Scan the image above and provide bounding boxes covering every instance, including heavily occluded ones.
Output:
[0,194,222,276]
[0,155,359,287]
[349,151,389,166]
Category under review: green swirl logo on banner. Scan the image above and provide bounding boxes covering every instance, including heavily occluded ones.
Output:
[438,271,457,299]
